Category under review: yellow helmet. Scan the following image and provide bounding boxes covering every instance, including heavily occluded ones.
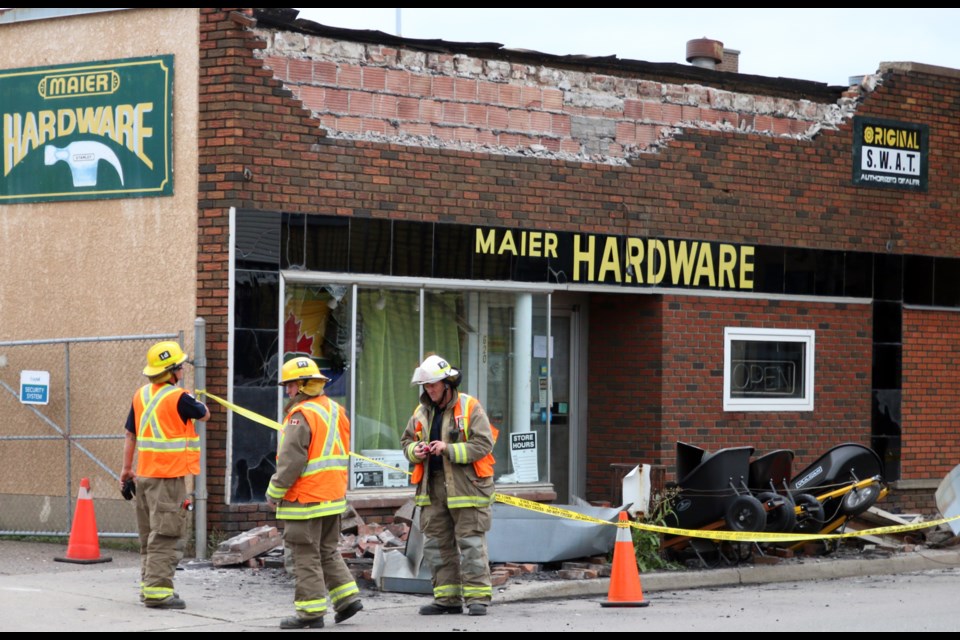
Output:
[279,357,330,385]
[411,354,460,385]
[143,341,188,376]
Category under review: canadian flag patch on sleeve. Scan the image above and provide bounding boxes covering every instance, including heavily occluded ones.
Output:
[289,418,300,426]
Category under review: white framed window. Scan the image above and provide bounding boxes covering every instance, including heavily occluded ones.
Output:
[723,327,815,412]
[280,277,553,489]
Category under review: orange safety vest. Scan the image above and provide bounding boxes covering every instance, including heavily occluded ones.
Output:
[276,395,350,517]
[132,383,201,479]
[409,392,498,485]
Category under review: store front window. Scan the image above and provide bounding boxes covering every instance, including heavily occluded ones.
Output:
[280,279,552,490]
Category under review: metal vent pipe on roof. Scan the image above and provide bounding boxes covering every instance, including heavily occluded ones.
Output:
[686,37,724,70]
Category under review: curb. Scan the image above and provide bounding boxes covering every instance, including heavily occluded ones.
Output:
[496,548,960,603]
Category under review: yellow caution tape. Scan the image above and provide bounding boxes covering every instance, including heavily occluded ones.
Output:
[197,389,412,475]
[197,389,960,542]
[199,390,283,431]
[495,491,960,542]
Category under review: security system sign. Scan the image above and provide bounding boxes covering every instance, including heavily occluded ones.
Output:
[20,370,50,405]
[0,55,174,203]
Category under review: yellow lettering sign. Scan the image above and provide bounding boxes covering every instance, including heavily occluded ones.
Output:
[597,237,621,283]
[865,124,920,150]
[625,238,644,283]
[647,239,666,284]
[473,228,755,291]
[667,240,698,285]
[573,235,595,282]
[2,102,155,176]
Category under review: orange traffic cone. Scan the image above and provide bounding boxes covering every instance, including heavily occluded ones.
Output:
[600,511,648,607]
[55,478,112,565]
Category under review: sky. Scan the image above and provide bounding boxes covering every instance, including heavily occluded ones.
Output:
[293,8,960,87]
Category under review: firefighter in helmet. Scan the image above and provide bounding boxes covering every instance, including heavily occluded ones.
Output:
[120,340,210,609]
[266,357,363,629]
[401,354,498,616]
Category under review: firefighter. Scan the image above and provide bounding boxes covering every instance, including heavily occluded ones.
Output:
[401,354,498,616]
[267,357,363,629]
[120,340,209,609]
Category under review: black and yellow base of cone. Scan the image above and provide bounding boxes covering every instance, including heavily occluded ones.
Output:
[600,511,649,607]
[55,478,112,565]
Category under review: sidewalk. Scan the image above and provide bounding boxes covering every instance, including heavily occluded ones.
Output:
[2,539,959,631]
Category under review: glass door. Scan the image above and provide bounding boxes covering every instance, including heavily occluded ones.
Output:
[531,301,581,504]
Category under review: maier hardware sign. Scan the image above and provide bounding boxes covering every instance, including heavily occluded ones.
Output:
[0,55,173,203]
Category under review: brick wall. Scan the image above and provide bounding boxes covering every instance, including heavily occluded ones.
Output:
[902,308,960,480]
[585,294,663,501]
[199,10,960,528]
[892,488,939,515]
[584,294,873,503]
[254,25,860,165]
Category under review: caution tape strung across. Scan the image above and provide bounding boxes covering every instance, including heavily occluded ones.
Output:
[199,390,283,431]
[198,389,960,543]
[197,389,412,473]
[495,493,960,542]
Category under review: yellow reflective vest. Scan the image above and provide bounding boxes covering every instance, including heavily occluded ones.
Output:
[132,383,201,478]
[269,395,350,519]
[402,392,498,508]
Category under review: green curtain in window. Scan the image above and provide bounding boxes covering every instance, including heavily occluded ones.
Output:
[354,290,461,451]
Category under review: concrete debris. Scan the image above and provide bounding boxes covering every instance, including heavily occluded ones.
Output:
[212,499,957,585]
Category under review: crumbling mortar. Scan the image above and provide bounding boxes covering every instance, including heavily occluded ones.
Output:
[249,28,883,165]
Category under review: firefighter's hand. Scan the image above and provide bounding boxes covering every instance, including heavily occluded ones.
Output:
[266,497,279,510]
[429,440,447,455]
[119,470,136,497]
[414,442,429,460]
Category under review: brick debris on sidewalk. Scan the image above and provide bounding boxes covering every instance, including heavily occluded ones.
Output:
[205,500,960,592]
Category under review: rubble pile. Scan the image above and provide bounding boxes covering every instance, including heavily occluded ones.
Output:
[210,500,615,586]
[208,502,960,586]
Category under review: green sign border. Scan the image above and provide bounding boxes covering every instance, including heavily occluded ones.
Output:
[0,54,174,203]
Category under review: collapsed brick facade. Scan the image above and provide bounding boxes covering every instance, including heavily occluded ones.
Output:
[195,8,960,535]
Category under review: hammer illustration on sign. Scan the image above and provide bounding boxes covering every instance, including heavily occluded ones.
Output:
[44,140,125,187]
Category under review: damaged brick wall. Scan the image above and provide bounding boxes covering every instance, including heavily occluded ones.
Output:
[199,10,960,526]
[253,28,869,165]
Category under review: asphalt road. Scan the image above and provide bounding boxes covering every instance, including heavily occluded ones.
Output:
[3,539,960,631]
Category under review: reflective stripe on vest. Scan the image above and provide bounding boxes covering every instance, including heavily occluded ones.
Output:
[296,400,349,476]
[448,394,497,477]
[275,395,350,517]
[133,383,201,478]
[409,393,497,501]
[139,384,180,441]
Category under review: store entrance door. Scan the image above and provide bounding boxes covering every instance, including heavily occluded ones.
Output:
[536,296,586,504]
[548,313,572,502]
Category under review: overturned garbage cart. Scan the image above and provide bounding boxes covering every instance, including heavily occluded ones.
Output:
[660,441,888,568]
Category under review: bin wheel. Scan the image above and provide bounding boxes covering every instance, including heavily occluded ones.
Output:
[841,483,881,517]
[758,491,797,532]
[794,493,825,533]
[725,495,766,532]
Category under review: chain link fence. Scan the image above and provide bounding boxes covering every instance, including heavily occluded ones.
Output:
[0,332,182,538]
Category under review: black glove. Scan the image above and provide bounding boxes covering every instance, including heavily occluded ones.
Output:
[121,478,136,501]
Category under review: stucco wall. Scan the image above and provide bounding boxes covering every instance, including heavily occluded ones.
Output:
[0,9,200,523]
[0,8,200,343]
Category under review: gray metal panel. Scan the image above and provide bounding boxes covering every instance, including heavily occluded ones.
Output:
[488,502,620,563]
